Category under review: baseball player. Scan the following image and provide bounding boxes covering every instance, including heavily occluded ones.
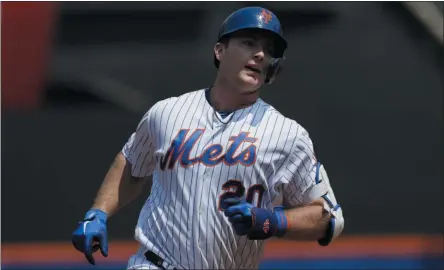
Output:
[72,6,344,270]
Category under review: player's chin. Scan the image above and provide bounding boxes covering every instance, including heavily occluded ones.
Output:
[239,73,263,92]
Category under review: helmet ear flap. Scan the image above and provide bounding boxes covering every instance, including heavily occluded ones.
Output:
[265,58,283,84]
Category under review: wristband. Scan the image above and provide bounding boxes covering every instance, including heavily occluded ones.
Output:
[273,206,288,237]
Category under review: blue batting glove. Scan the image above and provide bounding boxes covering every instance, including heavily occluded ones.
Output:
[72,209,109,265]
[223,197,288,240]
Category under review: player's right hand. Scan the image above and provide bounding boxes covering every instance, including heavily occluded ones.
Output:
[71,209,109,265]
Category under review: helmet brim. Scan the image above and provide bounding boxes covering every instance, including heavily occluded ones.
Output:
[218,27,287,59]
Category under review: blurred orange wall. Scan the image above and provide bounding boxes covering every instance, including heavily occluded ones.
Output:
[1,235,442,264]
[1,2,58,110]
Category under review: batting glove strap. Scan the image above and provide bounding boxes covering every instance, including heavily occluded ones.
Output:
[248,207,288,240]
[84,209,108,223]
[247,207,287,240]
[247,207,277,240]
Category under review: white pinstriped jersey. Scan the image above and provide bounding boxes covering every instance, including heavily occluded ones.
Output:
[122,89,318,269]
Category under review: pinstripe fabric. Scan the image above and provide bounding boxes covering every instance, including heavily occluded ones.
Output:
[122,89,318,269]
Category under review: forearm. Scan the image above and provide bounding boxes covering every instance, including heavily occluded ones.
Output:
[91,152,150,218]
[282,199,331,241]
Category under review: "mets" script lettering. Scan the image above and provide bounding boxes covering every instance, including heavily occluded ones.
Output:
[160,129,257,170]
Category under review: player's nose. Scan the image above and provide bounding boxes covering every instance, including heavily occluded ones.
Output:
[253,49,265,62]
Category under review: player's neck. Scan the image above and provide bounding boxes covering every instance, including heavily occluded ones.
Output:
[210,76,259,112]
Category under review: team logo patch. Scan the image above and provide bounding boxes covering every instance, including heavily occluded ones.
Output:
[260,9,273,24]
[263,219,270,234]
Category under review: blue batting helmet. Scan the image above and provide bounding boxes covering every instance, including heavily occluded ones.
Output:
[215,6,288,84]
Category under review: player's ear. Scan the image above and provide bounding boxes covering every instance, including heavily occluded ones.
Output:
[214,42,226,62]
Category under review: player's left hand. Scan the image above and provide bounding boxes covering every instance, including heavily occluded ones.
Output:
[223,198,255,235]
[223,197,288,240]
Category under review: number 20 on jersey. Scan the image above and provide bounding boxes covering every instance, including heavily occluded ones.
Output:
[218,179,265,211]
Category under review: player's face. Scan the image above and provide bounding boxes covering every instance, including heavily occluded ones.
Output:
[215,30,276,93]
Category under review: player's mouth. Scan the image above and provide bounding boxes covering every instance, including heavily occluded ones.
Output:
[244,65,261,74]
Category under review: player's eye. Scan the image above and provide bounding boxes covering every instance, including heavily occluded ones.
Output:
[243,40,255,47]
[266,46,275,57]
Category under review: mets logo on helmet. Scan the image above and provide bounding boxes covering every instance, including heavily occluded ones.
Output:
[260,9,273,24]
[263,219,270,234]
